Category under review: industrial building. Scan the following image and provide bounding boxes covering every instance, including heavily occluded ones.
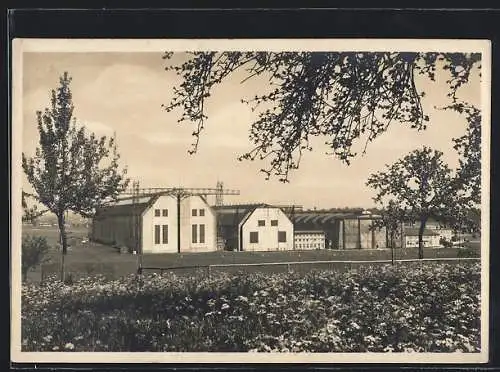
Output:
[404,219,454,244]
[404,228,441,248]
[292,210,388,249]
[294,230,326,250]
[90,179,461,254]
[214,204,294,252]
[91,193,217,253]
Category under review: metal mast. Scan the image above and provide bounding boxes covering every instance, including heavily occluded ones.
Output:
[120,184,240,257]
[215,181,224,206]
[132,181,141,272]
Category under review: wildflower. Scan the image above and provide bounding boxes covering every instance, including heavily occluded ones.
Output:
[221,303,230,310]
[52,346,59,351]
[64,342,75,350]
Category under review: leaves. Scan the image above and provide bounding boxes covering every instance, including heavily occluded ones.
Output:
[21,262,480,352]
[367,147,456,218]
[366,147,474,258]
[22,235,51,282]
[22,72,130,219]
[163,51,481,182]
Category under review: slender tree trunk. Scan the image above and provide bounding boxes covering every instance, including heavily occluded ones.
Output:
[390,231,395,265]
[418,218,428,260]
[57,213,68,282]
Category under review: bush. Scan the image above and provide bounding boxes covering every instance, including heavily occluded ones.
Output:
[439,238,453,248]
[22,235,51,282]
[21,262,481,352]
[457,247,480,258]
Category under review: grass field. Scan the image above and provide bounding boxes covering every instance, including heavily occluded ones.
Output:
[21,226,481,283]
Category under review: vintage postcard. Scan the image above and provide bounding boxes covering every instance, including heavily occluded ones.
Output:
[11,38,491,364]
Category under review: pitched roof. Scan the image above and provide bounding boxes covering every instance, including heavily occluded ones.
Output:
[94,195,158,219]
[213,203,270,211]
[214,204,262,227]
[295,229,326,234]
[291,211,383,231]
[214,204,288,227]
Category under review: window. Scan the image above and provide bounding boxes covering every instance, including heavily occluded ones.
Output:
[192,224,198,243]
[154,209,161,217]
[162,225,168,244]
[162,209,168,217]
[192,209,197,216]
[199,224,205,243]
[154,225,161,244]
[271,220,278,226]
[250,231,259,243]
[258,220,265,227]
[199,209,205,216]
[278,231,287,243]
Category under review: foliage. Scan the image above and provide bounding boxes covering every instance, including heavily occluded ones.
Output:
[22,235,51,282]
[439,238,453,249]
[163,51,481,182]
[447,102,481,205]
[457,247,480,258]
[22,191,47,225]
[22,262,480,352]
[22,72,129,280]
[366,147,460,259]
[370,200,405,249]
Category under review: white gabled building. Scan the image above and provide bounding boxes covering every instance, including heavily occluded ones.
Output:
[215,204,294,252]
[180,195,217,253]
[92,194,217,254]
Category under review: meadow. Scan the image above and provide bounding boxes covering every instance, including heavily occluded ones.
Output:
[22,226,480,282]
[21,261,481,352]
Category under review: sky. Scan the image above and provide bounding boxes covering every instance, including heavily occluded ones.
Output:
[21,51,481,210]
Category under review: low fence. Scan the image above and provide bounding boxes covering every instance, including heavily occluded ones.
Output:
[139,257,481,278]
[38,257,480,283]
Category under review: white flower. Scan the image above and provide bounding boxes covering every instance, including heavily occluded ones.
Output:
[221,303,230,310]
[64,342,75,350]
[351,322,361,330]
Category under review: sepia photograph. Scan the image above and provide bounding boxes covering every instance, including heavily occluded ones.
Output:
[11,38,490,364]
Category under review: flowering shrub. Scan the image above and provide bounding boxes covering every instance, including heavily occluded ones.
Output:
[21,262,481,352]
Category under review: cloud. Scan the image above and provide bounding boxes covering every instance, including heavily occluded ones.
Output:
[78,120,116,135]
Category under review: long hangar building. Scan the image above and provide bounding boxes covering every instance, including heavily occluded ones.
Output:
[292,210,389,250]
[91,197,388,253]
[92,193,217,253]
